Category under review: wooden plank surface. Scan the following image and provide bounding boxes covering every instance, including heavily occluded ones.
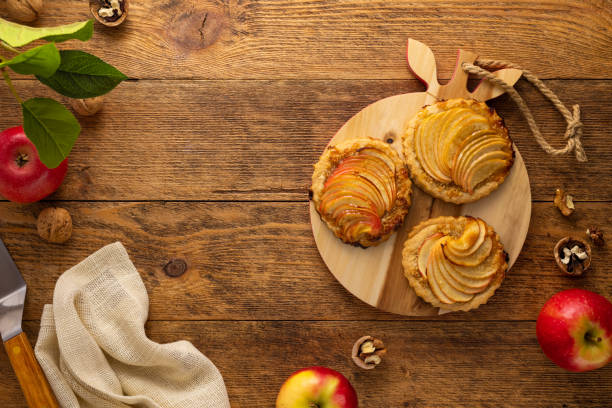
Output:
[2,0,610,80]
[1,321,611,407]
[1,0,611,406]
[0,201,609,322]
[0,79,610,201]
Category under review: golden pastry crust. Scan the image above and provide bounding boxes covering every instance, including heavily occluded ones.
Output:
[402,216,507,312]
[403,98,514,204]
[311,138,412,247]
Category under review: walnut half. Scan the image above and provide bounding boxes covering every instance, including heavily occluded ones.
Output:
[351,335,387,370]
[554,188,575,217]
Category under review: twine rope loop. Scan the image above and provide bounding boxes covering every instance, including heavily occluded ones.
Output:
[462,59,586,162]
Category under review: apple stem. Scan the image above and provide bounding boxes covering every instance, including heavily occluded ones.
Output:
[584,330,602,344]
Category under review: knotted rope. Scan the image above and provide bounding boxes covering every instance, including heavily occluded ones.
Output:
[462,59,586,162]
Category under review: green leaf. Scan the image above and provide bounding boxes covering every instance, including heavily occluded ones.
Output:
[0,43,60,78]
[0,18,93,48]
[21,98,80,169]
[36,50,127,98]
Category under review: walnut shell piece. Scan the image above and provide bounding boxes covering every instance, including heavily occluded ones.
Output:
[69,96,105,116]
[554,236,591,276]
[351,335,387,370]
[37,207,72,244]
[6,0,43,23]
[586,226,605,247]
[90,0,128,27]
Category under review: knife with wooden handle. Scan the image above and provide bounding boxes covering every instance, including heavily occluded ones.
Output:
[0,238,59,408]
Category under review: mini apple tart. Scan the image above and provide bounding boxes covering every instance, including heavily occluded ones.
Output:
[402,216,507,311]
[311,138,412,247]
[403,98,514,203]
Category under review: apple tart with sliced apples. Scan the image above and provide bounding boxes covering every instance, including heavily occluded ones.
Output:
[402,216,507,311]
[311,138,412,247]
[403,98,514,204]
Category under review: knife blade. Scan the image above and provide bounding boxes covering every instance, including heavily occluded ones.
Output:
[0,238,58,408]
[0,238,26,342]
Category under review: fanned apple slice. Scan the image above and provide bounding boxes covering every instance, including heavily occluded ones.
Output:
[451,248,499,279]
[359,148,396,174]
[323,176,385,216]
[444,236,493,267]
[435,108,475,178]
[445,218,480,251]
[342,209,382,241]
[453,138,511,186]
[438,251,490,294]
[426,240,455,304]
[451,130,499,178]
[446,219,487,257]
[439,115,489,177]
[431,244,474,303]
[354,154,395,210]
[416,112,452,183]
[463,154,513,193]
[417,232,445,278]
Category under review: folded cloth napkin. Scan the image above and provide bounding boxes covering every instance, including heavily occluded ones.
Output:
[34,242,230,408]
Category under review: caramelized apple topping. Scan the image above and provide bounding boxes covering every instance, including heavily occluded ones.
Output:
[415,107,512,192]
[417,218,496,304]
[318,147,397,243]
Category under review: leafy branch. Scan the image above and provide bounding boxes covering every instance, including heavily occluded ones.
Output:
[0,18,127,168]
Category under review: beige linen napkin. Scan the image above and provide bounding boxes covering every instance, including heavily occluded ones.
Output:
[34,242,230,408]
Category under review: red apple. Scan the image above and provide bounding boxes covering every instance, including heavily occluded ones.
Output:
[0,126,68,203]
[536,288,612,372]
[276,366,358,408]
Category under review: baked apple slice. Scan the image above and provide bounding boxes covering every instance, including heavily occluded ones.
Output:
[450,248,500,280]
[444,236,493,267]
[464,154,513,193]
[453,137,510,186]
[430,243,474,303]
[445,218,487,257]
[439,114,489,177]
[416,112,452,183]
[417,232,445,278]
[438,251,490,294]
[426,241,455,304]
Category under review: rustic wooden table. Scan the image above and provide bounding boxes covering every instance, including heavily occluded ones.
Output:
[1,1,611,406]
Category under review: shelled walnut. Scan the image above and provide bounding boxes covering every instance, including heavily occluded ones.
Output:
[351,336,386,370]
[554,188,575,217]
[90,0,128,27]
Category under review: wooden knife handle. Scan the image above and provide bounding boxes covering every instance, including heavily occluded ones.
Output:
[4,332,59,408]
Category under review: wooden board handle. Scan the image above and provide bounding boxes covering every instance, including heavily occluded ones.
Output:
[4,332,59,408]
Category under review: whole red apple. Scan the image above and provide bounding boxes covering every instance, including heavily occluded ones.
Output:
[536,288,612,372]
[276,366,358,408]
[0,126,68,203]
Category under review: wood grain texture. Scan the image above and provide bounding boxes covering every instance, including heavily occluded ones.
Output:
[0,79,609,201]
[1,321,611,407]
[0,201,608,322]
[3,332,59,408]
[1,0,610,80]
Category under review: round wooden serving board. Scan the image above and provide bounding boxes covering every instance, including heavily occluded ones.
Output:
[310,39,531,316]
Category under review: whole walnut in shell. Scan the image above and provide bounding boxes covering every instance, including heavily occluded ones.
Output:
[69,96,105,116]
[37,207,72,244]
[6,0,43,23]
